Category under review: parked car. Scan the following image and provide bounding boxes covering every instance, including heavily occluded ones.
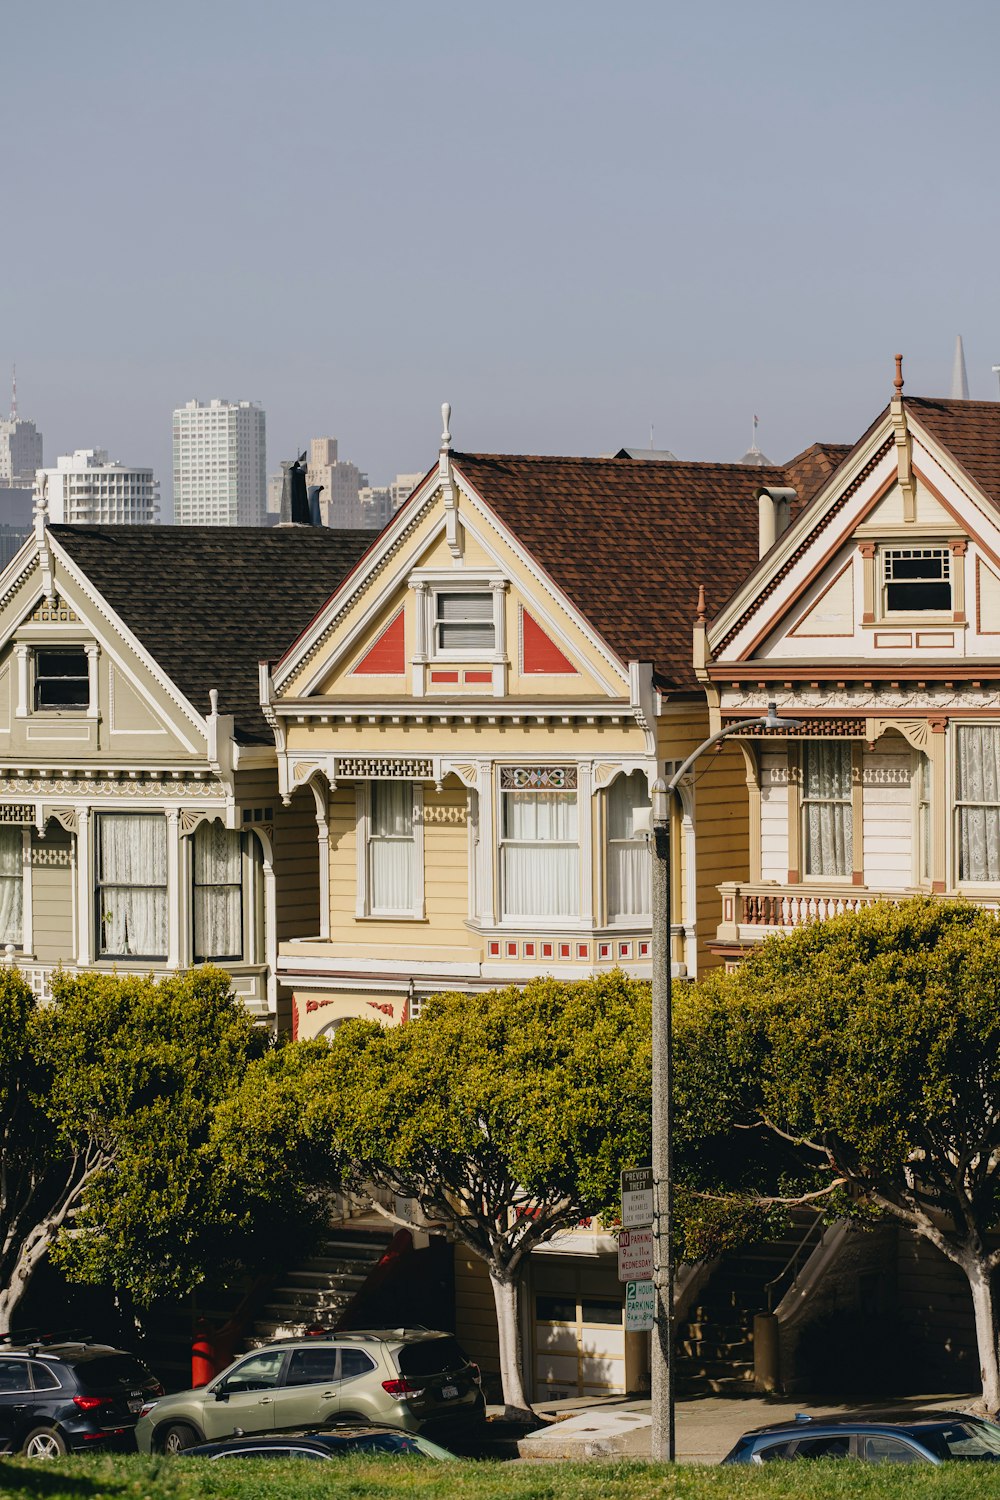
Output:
[182,1426,455,1460]
[136,1328,485,1455]
[0,1338,163,1459]
[722,1412,1000,1465]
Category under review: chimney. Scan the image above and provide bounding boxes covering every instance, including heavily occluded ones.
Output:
[756,486,796,558]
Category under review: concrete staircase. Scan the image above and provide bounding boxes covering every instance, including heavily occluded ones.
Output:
[248,1227,393,1344]
[675,1216,820,1395]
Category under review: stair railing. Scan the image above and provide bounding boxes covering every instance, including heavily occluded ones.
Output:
[764,1215,825,1313]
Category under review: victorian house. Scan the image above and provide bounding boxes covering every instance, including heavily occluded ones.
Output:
[258,410,849,1400]
[0,503,369,1018]
[706,365,1000,962]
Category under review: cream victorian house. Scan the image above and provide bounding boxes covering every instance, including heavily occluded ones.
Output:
[0,501,369,1017]
[706,365,1000,959]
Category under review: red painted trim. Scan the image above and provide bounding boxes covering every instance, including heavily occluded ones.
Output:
[430,669,459,683]
[521,607,577,674]
[464,670,492,684]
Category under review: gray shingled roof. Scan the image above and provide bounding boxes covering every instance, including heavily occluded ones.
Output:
[50,524,375,744]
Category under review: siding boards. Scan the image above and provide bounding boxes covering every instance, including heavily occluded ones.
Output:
[274,789,321,940]
[862,742,913,889]
[30,831,74,965]
[453,1247,501,1398]
[760,750,788,882]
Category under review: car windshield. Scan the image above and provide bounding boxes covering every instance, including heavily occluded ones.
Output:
[397,1338,468,1378]
[909,1422,1000,1461]
[76,1354,156,1391]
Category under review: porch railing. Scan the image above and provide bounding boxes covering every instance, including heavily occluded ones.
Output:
[718,881,999,945]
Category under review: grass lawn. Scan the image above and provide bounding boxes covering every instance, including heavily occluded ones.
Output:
[5,1456,1000,1500]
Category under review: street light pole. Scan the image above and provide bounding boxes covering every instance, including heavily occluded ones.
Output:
[649,702,802,1463]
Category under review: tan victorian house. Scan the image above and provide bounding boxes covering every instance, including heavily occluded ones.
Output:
[0,505,369,1018]
[705,370,1000,959]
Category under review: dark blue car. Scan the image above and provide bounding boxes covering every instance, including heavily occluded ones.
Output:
[722,1411,1000,1464]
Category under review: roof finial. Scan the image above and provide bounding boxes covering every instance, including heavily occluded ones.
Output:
[894,353,904,397]
[209,687,219,717]
[696,584,707,624]
[440,402,452,453]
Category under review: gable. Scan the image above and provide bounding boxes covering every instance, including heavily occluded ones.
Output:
[710,403,1000,671]
[276,472,630,706]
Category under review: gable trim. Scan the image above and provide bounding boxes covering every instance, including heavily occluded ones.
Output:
[787,558,855,639]
[714,438,894,657]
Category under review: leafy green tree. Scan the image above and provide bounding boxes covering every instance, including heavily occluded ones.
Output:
[307,972,652,1420]
[0,965,324,1332]
[673,897,1000,1411]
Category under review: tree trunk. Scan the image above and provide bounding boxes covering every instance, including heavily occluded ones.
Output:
[488,1266,534,1422]
[965,1259,1000,1414]
[0,1227,53,1338]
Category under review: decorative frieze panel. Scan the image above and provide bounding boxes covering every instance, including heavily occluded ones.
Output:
[335,756,434,780]
[30,594,79,625]
[724,687,1000,712]
[484,935,650,963]
[31,846,71,867]
[499,766,577,790]
[0,776,226,799]
[0,804,35,824]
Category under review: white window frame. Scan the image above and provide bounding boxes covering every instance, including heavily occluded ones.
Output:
[954,723,1000,887]
[94,811,169,960]
[605,771,652,924]
[498,769,581,925]
[0,825,28,951]
[433,590,497,658]
[800,741,853,881]
[355,781,425,919]
[881,545,952,617]
[191,822,262,965]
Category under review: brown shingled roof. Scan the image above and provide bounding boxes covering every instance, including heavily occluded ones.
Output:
[906,397,1000,508]
[452,451,837,690]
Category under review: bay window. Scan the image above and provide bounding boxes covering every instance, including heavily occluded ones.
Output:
[0,828,23,946]
[957,725,1000,882]
[193,821,244,961]
[607,772,651,920]
[802,742,852,878]
[500,768,579,920]
[96,813,167,958]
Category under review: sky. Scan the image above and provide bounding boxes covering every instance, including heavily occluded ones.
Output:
[3,0,1000,518]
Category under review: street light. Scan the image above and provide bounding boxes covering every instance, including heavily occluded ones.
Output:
[650,700,802,1462]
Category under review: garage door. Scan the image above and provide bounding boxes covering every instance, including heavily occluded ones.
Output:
[532,1265,624,1399]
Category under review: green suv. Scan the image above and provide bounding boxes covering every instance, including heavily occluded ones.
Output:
[135,1330,484,1455]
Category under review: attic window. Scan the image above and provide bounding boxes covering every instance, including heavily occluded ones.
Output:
[34,648,89,710]
[883,547,951,613]
[435,592,495,653]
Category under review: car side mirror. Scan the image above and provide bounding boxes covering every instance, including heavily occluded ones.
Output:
[213,1386,230,1402]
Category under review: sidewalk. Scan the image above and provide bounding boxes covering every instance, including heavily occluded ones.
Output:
[506,1391,977,1463]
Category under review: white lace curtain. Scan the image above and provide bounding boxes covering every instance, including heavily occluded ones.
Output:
[608,772,651,919]
[0,828,23,946]
[194,821,243,960]
[957,725,1000,881]
[369,782,415,912]
[803,743,853,878]
[97,813,167,957]
[502,790,579,918]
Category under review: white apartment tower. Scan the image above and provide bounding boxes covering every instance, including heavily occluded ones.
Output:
[37,450,159,525]
[172,399,266,526]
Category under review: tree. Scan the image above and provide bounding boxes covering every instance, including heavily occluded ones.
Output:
[0,965,324,1332]
[673,897,1000,1411]
[307,972,652,1421]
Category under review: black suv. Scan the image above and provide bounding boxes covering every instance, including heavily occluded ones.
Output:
[0,1338,163,1458]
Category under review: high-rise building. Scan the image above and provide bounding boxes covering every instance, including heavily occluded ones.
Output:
[172,399,266,526]
[37,450,159,525]
[0,371,43,491]
[306,438,366,528]
[359,471,424,530]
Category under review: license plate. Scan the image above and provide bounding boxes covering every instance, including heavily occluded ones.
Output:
[128,1399,143,1413]
[441,1384,458,1400]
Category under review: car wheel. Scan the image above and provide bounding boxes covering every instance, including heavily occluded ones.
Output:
[21,1426,69,1460]
[159,1423,199,1455]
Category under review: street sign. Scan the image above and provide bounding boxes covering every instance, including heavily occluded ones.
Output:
[617,1226,654,1281]
[625,1279,655,1332]
[621,1166,654,1229]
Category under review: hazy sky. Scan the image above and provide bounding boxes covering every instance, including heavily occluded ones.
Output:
[3,1,999,517]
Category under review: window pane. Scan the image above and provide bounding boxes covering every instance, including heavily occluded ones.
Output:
[35,648,89,710]
[502,791,579,918]
[370,782,415,912]
[438,593,493,621]
[608,773,651,919]
[286,1347,339,1386]
[371,781,412,838]
[958,726,1000,881]
[193,822,243,960]
[97,815,167,957]
[0,828,22,945]
[436,591,495,651]
[803,743,853,878]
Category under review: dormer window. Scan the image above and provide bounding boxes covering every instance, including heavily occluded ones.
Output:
[34,648,90,710]
[435,592,495,654]
[883,547,951,613]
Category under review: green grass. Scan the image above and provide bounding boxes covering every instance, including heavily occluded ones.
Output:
[5,1456,1000,1500]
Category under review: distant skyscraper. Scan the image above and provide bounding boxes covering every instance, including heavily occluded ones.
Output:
[0,370,43,490]
[359,471,424,530]
[951,335,970,400]
[172,399,266,526]
[306,437,367,528]
[37,450,159,525]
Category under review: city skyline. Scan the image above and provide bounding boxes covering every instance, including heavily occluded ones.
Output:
[3,0,999,523]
